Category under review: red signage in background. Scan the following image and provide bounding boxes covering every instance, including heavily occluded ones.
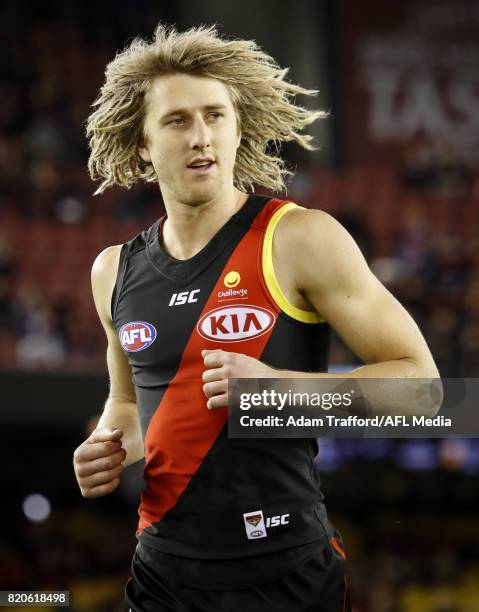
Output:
[338,0,479,165]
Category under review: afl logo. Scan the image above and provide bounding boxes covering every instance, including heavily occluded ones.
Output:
[197,305,275,343]
[250,530,264,538]
[119,321,157,352]
[224,271,241,288]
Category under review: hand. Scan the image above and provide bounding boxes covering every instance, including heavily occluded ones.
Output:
[201,349,275,409]
[73,428,126,498]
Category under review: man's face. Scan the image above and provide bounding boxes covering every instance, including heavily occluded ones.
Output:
[139,73,241,206]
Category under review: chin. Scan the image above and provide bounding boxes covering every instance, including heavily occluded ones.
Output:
[183,185,220,207]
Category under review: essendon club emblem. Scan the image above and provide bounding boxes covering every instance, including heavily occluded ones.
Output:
[246,514,262,527]
[197,305,275,343]
[243,510,267,540]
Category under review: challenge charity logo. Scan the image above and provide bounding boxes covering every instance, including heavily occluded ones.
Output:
[119,321,157,352]
[197,305,274,342]
[218,270,248,300]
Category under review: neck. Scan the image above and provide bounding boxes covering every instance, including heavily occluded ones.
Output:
[161,186,249,260]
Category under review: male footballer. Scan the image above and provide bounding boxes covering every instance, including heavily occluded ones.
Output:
[73,24,440,612]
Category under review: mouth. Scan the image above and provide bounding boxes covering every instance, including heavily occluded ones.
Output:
[187,159,216,175]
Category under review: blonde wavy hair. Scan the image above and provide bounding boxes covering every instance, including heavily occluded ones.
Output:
[86,24,327,195]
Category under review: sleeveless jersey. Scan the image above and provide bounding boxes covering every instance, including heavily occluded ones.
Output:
[112,194,333,563]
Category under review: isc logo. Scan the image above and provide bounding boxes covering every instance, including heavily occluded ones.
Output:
[265,514,290,527]
[119,321,157,352]
[169,289,200,306]
[197,305,275,342]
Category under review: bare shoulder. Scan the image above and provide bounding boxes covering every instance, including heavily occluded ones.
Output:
[274,207,362,291]
[92,245,123,280]
[275,207,349,249]
[91,245,123,324]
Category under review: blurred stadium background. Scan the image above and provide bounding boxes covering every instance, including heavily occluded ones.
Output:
[0,1,478,610]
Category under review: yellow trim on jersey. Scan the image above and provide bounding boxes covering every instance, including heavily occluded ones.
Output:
[262,202,324,324]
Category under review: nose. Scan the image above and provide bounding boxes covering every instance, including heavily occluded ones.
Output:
[190,116,211,150]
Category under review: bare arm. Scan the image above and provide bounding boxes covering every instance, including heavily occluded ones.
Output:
[90,245,144,467]
[73,246,143,498]
[272,208,443,415]
[285,209,439,379]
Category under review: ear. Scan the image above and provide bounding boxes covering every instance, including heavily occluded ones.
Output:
[236,130,242,150]
[138,144,152,163]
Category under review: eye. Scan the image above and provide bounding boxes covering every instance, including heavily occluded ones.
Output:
[208,112,223,121]
[170,117,185,126]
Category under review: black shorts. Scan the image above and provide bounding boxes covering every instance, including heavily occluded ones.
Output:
[124,538,351,612]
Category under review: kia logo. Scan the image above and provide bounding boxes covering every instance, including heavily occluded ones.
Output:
[197,305,275,342]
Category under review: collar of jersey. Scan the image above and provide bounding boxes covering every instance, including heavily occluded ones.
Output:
[145,194,267,284]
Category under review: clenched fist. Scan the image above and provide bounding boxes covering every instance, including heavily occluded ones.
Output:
[73,428,126,498]
[201,349,275,409]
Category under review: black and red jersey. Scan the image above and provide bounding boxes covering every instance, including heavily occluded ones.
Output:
[112,194,333,563]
